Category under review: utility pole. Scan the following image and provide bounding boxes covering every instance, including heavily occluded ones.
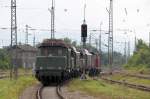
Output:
[124,41,127,64]
[25,25,29,44]
[99,22,103,53]
[108,0,113,73]
[149,32,150,48]
[1,40,3,48]
[134,30,137,52]
[33,33,35,47]
[11,0,18,79]
[48,0,55,39]
[81,3,87,48]
[99,22,103,69]
[134,35,137,51]
[81,1,87,79]
[89,33,92,51]
[128,41,130,60]
[99,33,101,53]
[95,39,98,50]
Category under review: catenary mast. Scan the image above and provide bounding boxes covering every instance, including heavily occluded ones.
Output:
[108,0,113,72]
[11,0,18,79]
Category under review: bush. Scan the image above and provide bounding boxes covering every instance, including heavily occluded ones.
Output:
[0,48,10,70]
[125,39,150,69]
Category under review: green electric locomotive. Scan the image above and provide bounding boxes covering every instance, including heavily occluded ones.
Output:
[35,39,80,85]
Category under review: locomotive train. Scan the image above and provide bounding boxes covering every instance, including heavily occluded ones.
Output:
[35,39,101,85]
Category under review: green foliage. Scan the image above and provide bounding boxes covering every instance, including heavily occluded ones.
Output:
[136,39,149,51]
[72,41,77,46]
[62,37,77,47]
[0,76,37,99]
[113,51,124,65]
[0,48,10,70]
[63,37,72,45]
[125,39,150,68]
[101,51,124,66]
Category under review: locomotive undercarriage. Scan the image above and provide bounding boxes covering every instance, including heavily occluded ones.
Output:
[35,69,81,85]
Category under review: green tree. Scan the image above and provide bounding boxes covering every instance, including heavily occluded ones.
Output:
[125,39,150,68]
[63,37,72,45]
[72,41,77,47]
[0,48,10,70]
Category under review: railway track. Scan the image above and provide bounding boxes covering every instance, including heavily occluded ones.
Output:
[101,71,150,80]
[36,84,65,99]
[101,77,150,92]
[119,72,150,80]
[56,84,65,99]
[36,85,43,99]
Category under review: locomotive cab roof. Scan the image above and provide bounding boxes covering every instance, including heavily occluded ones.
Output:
[80,49,92,55]
[90,51,100,55]
[71,47,80,54]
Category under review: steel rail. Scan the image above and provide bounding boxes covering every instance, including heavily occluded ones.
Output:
[56,84,65,99]
[101,71,150,80]
[36,85,43,99]
[101,77,150,92]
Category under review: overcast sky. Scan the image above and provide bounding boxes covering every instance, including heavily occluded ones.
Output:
[0,0,150,53]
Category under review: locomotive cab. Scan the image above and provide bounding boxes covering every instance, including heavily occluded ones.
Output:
[89,52,101,77]
[35,39,71,85]
[79,49,92,73]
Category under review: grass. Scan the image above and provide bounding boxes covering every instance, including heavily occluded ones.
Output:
[0,76,37,99]
[68,79,150,99]
[0,68,32,76]
[124,66,150,75]
[109,74,150,86]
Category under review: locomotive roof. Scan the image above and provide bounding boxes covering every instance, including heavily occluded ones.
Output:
[90,51,100,55]
[80,49,92,55]
[38,39,70,48]
[72,47,80,53]
[84,49,92,55]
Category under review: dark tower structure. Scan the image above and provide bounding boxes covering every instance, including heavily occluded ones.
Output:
[80,2,88,79]
[81,4,87,48]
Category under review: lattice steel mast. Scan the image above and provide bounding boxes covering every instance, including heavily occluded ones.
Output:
[108,0,113,71]
[11,0,17,46]
[11,0,18,79]
[51,0,55,39]
[25,25,29,44]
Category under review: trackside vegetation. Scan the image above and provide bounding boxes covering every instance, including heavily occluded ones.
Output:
[68,79,150,99]
[124,39,150,72]
[0,76,37,99]
[0,48,10,70]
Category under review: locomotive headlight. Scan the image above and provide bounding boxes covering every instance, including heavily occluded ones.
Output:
[40,67,43,70]
[58,67,62,70]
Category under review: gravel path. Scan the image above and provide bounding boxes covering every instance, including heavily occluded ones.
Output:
[20,84,100,99]
[62,86,99,99]
[19,84,40,99]
[42,86,59,99]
